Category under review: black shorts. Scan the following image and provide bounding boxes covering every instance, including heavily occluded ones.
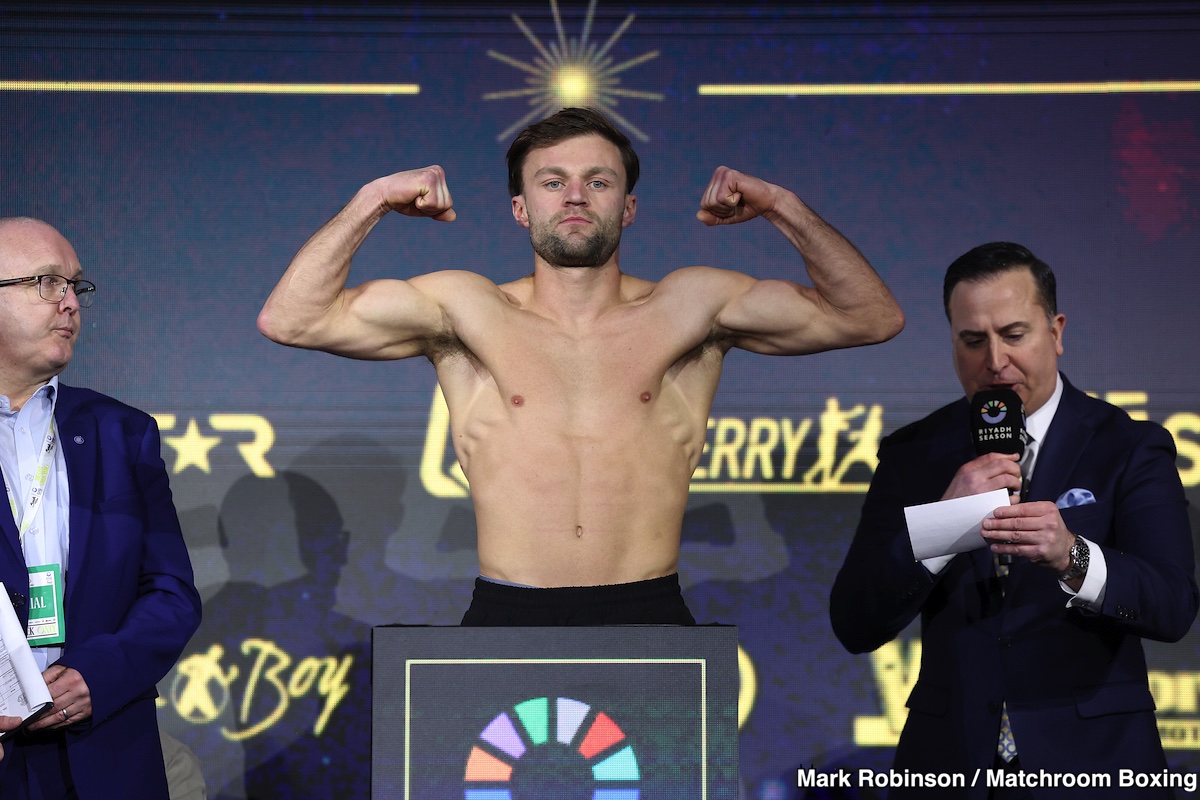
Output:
[460,574,696,626]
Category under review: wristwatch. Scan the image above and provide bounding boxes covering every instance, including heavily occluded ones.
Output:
[1058,535,1090,581]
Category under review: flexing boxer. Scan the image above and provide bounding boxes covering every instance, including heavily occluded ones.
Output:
[259,108,903,624]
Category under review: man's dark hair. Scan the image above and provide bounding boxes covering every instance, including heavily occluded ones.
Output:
[943,241,1058,319]
[506,107,640,197]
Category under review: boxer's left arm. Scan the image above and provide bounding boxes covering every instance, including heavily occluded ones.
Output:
[696,166,904,355]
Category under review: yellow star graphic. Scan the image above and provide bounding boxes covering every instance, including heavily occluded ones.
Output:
[163,418,221,474]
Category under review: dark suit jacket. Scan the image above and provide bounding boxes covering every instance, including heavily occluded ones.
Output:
[0,384,202,799]
[830,377,1197,799]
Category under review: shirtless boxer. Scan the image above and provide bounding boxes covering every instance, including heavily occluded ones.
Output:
[258,107,904,625]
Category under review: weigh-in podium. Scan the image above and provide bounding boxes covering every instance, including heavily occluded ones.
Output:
[371,625,739,800]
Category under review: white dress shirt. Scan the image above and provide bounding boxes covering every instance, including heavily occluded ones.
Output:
[0,376,69,670]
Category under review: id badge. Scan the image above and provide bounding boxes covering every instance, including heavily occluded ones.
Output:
[26,564,66,646]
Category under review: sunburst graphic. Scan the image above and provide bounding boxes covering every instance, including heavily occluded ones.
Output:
[484,0,663,142]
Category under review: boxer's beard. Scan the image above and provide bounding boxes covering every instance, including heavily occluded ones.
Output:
[529,211,622,268]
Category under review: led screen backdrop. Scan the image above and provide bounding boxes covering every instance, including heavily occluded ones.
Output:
[3,2,1200,797]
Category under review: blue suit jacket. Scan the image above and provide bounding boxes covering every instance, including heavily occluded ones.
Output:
[0,385,201,799]
[830,377,1197,798]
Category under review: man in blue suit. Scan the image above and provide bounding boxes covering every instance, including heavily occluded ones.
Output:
[830,242,1197,798]
[0,217,202,798]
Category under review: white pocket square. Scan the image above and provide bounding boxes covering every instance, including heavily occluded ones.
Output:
[1056,488,1096,509]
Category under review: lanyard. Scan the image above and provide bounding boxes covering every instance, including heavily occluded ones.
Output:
[3,418,58,545]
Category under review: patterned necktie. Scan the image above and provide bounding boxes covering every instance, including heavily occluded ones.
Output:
[997,707,1018,763]
[994,436,1035,580]
[995,435,1035,762]
[1018,435,1036,500]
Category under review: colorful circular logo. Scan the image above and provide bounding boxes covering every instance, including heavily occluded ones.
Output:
[980,399,1008,424]
[464,696,640,800]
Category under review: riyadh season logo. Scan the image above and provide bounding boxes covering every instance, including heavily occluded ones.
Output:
[464,696,641,799]
[980,399,1008,425]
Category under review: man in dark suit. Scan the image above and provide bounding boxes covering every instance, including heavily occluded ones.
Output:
[0,217,202,798]
[830,242,1197,798]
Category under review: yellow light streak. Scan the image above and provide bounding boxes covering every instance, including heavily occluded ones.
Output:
[0,80,419,95]
[699,80,1200,96]
[689,482,868,494]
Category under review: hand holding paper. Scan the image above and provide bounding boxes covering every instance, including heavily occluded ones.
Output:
[0,582,54,741]
[905,489,1011,561]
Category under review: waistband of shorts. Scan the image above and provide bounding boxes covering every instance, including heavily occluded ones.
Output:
[473,573,682,606]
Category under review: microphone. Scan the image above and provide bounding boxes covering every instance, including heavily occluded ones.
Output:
[970,388,1027,459]
[970,388,1028,568]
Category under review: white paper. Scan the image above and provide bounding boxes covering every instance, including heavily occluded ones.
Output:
[904,489,1011,561]
[0,581,52,727]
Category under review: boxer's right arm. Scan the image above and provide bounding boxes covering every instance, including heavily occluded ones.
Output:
[258,166,457,360]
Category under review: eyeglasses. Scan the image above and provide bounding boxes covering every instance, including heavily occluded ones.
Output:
[0,274,96,308]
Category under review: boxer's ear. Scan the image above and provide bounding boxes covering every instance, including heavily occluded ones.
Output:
[512,195,530,229]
